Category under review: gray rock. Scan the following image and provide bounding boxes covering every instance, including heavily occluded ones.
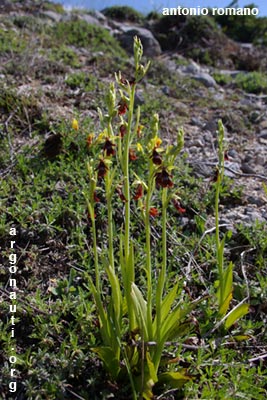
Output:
[161,86,170,96]
[224,161,241,177]
[191,117,204,127]
[188,139,204,148]
[193,72,217,88]
[241,162,256,174]
[258,130,267,139]
[183,61,201,74]
[245,209,265,223]
[247,196,266,207]
[228,149,240,159]
[134,91,145,106]
[89,10,107,22]
[39,10,63,22]
[116,26,161,57]
[218,69,243,78]
[190,162,213,178]
[256,154,266,166]
[78,14,102,27]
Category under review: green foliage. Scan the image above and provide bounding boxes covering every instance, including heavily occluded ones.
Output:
[213,72,232,86]
[65,72,103,92]
[101,6,144,23]
[0,25,27,54]
[214,70,267,94]
[0,87,44,144]
[212,2,262,43]
[214,121,248,325]
[42,1,65,14]
[235,71,267,94]
[145,11,161,21]
[49,20,126,57]
[182,15,219,43]
[49,45,81,68]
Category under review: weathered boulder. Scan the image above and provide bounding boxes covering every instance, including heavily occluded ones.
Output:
[193,72,217,88]
[115,25,161,57]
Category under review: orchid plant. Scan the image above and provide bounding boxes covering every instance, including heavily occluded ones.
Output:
[84,37,249,399]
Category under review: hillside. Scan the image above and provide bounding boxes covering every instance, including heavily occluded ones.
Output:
[0,1,267,399]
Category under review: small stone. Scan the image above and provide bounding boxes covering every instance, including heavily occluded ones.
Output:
[193,72,217,88]
[161,86,170,96]
[241,163,256,174]
[245,210,265,223]
[228,149,239,159]
[184,62,201,74]
[247,196,266,207]
[258,130,267,139]
[134,92,145,106]
[189,139,204,148]
[191,117,203,127]
[256,154,266,166]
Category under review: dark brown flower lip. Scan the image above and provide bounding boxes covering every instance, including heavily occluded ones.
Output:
[155,168,174,188]
[151,148,162,165]
[119,124,127,138]
[96,159,108,179]
[120,77,136,86]
[103,138,116,156]
[118,100,128,116]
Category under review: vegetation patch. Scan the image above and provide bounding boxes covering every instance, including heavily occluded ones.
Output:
[47,19,126,57]
[101,5,144,23]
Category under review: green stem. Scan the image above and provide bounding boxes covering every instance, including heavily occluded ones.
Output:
[122,84,136,331]
[92,212,100,293]
[216,120,226,310]
[155,187,168,368]
[107,192,114,271]
[215,174,223,300]
[123,87,135,259]
[145,164,154,340]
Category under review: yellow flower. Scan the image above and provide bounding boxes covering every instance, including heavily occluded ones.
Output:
[155,137,162,148]
[95,129,107,144]
[72,118,79,131]
[136,142,143,153]
[86,133,94,147]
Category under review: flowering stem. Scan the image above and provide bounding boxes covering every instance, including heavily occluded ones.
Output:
[215,120,226,312]
[155,187,168,367]
[145,163,155,340]
[121,84,136,331]
[93,221,100,293]
[123,86,135,260]
[106,175,115,271]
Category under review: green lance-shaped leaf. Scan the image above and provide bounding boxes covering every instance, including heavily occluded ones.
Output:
[91,346,121,380]
[88,278,110,346]
[152,283,179,337]
[106,264,123,331]
[158,370,193,388]
[225,303,249,329]
[134,351,158,400]
[218,261,233,316]
[131,283,148,341]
